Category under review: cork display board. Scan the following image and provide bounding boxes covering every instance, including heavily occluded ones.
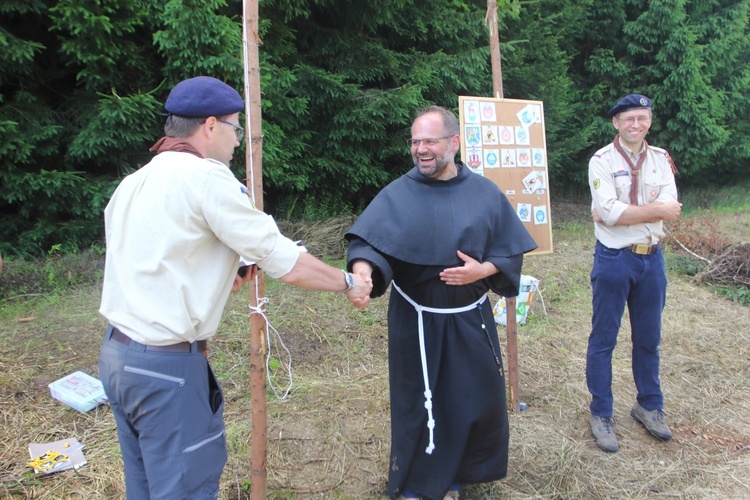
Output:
[458,96,553,255]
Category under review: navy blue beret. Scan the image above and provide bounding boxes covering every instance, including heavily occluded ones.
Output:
[607,94,652,117]
[165,76,244,118]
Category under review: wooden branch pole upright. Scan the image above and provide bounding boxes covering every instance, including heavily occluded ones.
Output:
[487,0,504,100]
[242,0,268,497]
[486,0,520,413]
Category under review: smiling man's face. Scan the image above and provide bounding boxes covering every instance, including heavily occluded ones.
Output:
[410,112,459,180]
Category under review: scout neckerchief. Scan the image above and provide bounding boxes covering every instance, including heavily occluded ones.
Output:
[149,136,203,158]
[612,134,647,206]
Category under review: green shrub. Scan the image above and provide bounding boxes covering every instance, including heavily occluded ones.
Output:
[0,248,105,300]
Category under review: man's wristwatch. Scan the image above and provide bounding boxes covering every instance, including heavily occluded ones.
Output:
[342,269,355,293]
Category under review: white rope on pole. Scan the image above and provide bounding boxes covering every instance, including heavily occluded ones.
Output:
[248,297,295,400]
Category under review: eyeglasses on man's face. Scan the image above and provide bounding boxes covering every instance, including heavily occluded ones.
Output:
[616,115,651,126]
[217,118,245,140]
[407,135,455,148]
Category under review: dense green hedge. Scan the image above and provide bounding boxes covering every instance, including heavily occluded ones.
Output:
[2,0,748,257]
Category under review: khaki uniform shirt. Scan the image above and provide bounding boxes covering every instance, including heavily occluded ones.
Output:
[100,152,301,345]
[589,139,678,249]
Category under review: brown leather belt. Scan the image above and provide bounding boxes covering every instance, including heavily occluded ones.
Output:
[111,327,207,354]
[628,244,658,255]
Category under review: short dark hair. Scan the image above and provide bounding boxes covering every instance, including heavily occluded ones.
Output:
[164,114,233,138]
[414,105,460,136]
[164,115,205,138]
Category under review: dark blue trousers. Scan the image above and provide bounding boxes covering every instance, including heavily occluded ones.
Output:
[587,241,667,417]
[99,325,226,499]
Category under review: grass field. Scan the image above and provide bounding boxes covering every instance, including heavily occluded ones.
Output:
[1,192,749,499]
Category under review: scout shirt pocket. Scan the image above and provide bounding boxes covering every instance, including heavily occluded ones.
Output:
[643,168,663,203]
[613,169,631,203]
[643,183,661,203]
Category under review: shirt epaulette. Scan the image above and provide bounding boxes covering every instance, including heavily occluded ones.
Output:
[592,143,614,158]
[646,144,678,173]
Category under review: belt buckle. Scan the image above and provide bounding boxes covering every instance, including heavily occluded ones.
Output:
[633,244,650,255]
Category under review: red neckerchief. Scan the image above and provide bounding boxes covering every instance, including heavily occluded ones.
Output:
[149,137,203,158]
[612,134,647,206]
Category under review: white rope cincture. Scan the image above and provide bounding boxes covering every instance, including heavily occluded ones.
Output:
[248,296,294,400]
[391,282,487,455]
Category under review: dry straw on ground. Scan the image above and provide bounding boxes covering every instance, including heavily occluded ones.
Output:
[1,201,749,499]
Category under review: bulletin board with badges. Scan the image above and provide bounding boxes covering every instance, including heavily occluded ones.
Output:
[458,96,553,255]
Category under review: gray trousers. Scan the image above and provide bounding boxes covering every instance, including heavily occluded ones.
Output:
[99,325,226,499]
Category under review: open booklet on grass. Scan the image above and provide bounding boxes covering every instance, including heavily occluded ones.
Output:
[27,437,87,475]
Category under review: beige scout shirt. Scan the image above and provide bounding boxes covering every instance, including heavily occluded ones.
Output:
[100,151,301,345]
[589,139,678,249]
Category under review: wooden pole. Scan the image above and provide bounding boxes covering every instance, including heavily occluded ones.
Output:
[242,0,268,497]
[487,0,504,100]
[486,0,520,412]
[506,300,520,413]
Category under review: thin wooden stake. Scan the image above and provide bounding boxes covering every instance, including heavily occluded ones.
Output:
[487,0,504,100]
[242,0,268,497]
[486,0,520,412]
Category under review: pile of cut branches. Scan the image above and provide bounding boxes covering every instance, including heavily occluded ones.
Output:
[694,242,750,288]
[664,216,730,260]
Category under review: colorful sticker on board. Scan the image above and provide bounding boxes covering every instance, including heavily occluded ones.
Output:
[480,102,497,122]
[516,104,542,129]
[468,165,484,176]
[499,126,514,145]
[533,205,548,225]
[482,125,499,145]
[532,148,546,167]
[466,148,483,171]
[517,203,532,223]
[465,125,481,147]
[522,170,546,193]
[517,148,531,167]
[501,149,517,168]
[484,150,499,169]
[464,100,480,123]
[515,127,530,146]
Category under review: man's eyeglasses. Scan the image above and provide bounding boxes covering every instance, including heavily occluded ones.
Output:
[616,115,651,126]
[407,135,454,148]
[218,118,245,140]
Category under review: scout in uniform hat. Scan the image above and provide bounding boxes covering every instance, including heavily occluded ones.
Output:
[98,76,371,498]
[585,93,682,453]
[607,94,652,117]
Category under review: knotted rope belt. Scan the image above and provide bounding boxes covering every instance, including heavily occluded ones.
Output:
[391,281,487,454]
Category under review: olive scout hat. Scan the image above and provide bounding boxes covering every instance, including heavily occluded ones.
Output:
[165,76,244,118]
[607,94,652,118]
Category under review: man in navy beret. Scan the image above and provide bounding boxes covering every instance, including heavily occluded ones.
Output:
[586,94,682,453]
[99,76,372,498]
[165,75,246,118]
[607,94,652,118]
